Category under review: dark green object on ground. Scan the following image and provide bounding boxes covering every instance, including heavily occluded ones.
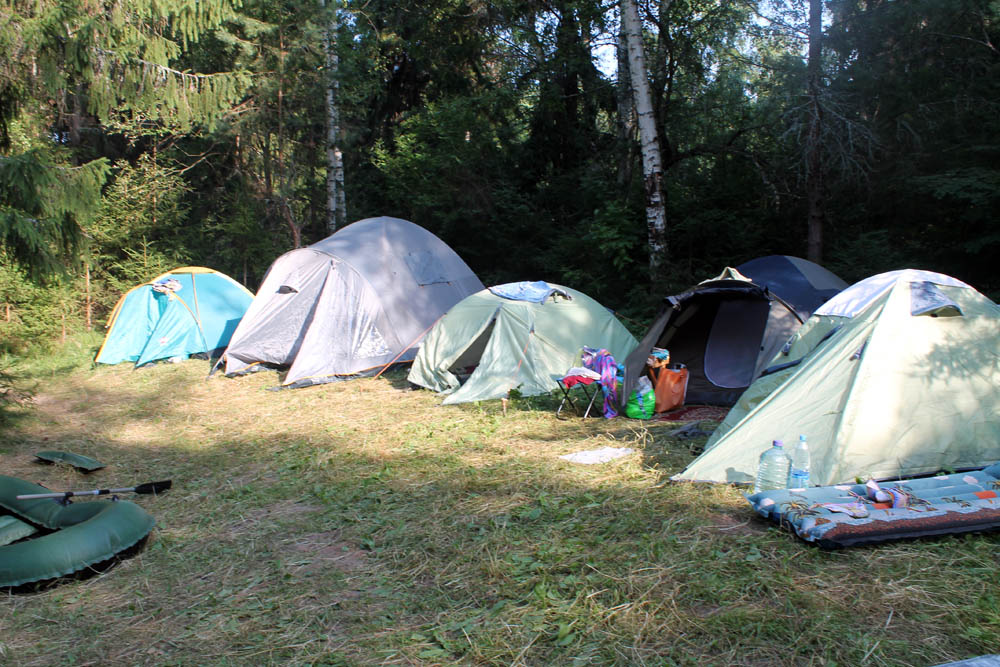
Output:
[0,475,155,588]
[34,451,106,472]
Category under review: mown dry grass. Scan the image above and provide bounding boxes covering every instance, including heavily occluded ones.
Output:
[1,351,998,666]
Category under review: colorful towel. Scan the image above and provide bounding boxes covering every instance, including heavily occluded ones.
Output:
[581,347,620,418]
[561,375,598,390]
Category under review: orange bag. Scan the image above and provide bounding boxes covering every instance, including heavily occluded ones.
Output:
[647,361,689,413]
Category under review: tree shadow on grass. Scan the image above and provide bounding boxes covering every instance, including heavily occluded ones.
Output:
[0,366,993,666]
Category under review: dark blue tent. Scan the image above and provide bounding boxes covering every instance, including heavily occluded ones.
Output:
[621,256,848,407]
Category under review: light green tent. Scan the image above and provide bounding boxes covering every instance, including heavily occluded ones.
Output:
[675,270,1000,486]
[408,282,637,404]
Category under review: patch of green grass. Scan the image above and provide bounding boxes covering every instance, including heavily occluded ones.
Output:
[0,360,997,665]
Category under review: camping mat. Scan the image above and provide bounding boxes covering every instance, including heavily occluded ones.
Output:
[655,406,728,422]
[746,463,1000,548]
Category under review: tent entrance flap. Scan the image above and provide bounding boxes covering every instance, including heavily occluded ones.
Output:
[447,320,497,382]
[703,299,771,388]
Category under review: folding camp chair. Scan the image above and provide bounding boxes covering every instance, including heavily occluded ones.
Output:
[555,368,602,419]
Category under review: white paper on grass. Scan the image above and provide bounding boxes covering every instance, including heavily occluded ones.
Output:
[559,447,636,464]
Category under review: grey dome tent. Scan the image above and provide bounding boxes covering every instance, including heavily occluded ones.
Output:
[221,217,484,387]
[621,255,847,407]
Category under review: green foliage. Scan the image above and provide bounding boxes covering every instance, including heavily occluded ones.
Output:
[0,251,86,354]
[916,168,1000,210]
[371,93,535,275]
[197,189,281,289]
[0,357,33,425]
[0,0,998,346]
[0,145,110,277]
[0,0,250,135]
[87,154,191,317]
[825,229,910,286]
[0,0,253,300]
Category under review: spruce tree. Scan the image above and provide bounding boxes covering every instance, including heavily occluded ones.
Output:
[0,0,250,274]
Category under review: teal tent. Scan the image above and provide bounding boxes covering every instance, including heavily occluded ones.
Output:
[96,267,254,367]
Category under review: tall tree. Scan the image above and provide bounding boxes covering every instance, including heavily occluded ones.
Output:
[744,0,876,271]
[805,0,824,261]
[621,0,668,283]
[822,0,1000,290]
[321,0,346,232]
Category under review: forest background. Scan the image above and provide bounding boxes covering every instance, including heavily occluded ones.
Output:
[1,0,998,357]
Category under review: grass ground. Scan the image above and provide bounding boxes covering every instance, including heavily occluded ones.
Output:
[1,342,998,665]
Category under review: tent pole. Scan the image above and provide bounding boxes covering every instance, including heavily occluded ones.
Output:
[372,316,444,381]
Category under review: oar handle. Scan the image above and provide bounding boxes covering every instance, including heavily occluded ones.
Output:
[17,488,133,500]
[16,480,170,500]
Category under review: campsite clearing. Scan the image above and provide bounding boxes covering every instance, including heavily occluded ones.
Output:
[1,345,998,665]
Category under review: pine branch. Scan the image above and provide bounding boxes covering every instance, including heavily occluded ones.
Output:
[93,47,244,83]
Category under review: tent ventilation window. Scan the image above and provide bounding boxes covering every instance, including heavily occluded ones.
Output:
[405,251,450,286]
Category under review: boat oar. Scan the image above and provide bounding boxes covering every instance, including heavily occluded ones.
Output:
[16,480,172,501]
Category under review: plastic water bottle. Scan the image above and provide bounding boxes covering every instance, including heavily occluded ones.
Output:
[787,435,810,488]
[754,440,791,493]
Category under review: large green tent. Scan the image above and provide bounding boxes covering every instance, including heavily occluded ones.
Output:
[407,282,637,404]
[675,270,1000,486]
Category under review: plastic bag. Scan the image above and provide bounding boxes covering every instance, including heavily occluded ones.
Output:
[625,376,656,419]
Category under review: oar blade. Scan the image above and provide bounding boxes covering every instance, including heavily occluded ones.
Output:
[134,480,172,495]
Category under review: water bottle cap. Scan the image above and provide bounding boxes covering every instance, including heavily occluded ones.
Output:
[773,440,783,447]
[799,434,807,442]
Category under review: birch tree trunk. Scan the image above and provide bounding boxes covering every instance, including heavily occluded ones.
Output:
[620,0,668,283]
[322,0,347,233]
[805,0,824,262]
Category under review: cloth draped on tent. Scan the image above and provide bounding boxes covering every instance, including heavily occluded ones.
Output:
[488,281,569,303]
